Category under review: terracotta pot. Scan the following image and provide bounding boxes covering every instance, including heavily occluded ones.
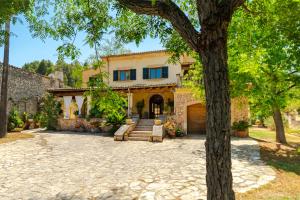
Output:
[154,119,162,125]
[234,130,248,138]
[126,119,133,125]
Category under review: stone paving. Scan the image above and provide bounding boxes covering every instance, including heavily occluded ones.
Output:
[0,131,276,200]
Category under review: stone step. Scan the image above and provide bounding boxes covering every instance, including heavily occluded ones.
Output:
[128,136,151,141]
[135,125,153,128]
[131,130,152,134]
[129,132,152,137]
[134,127,153,131]
[137,119,154,126]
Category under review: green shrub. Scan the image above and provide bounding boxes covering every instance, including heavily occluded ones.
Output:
[8,107,24,131]
[232,120,250,131]
[39,93,62,130]
[175,127,185,137]
[21,112,31,130]
[89,106,105,118]
[105,111,126,127]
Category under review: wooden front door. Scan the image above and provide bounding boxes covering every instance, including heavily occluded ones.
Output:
[187,103,206,134]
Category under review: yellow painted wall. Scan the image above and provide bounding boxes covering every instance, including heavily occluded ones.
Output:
[131,88,174,117]
[81,51,195,88]
[82,67,109,88]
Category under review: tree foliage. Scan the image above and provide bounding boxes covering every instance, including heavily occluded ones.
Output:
[22,59,85,88]
[86,70,127,128]
[228,0,300,143]
[0,0,31,46]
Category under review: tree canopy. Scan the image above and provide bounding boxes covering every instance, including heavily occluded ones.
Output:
[22,59,85,88]
[228,0,300,143]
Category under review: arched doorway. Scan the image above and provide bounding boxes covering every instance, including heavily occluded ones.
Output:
[149,94,164,119]
[187,103,206,134]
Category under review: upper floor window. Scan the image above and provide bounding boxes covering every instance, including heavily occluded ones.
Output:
[113,69,136,81]
[143,66,168,79]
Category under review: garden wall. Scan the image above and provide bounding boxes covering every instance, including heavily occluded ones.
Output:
[57,118,112,133]
[0,64,63,114]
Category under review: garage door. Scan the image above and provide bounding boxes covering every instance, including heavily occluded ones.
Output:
[187,103,206,134]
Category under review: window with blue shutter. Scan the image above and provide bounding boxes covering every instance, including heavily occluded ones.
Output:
[144,67,168,79]
[130,69,136,80]
[113,70,118,81]
[162,66,168,78]
[143,68,149,79]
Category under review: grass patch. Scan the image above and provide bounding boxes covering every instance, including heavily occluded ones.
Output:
[237,131,300,200]
[287,129,300,136]
[0,132,34,144]
[249,128,300,147]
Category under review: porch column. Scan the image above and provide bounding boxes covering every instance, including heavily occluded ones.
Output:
[127,93,133,117]
[87,96,91,116]
[63,96,72,119]
[75,96,84,116]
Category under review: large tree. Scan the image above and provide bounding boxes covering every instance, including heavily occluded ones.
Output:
[27,0,246,198]
[116,1,244,199]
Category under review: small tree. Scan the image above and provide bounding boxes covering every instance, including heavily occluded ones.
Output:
[7,107,24,131]
[86,68,127,130]
[39,93,62,130]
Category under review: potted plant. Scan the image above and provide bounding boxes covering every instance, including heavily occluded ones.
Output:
[74,110,79,118]
[232,120,250,138]
[166,99,174,115]
[163,118,176,138]
[175,127,185,137]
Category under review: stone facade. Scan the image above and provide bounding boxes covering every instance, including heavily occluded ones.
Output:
[174,88,203,133]
[0,65,63,114]
[174,88,249,133]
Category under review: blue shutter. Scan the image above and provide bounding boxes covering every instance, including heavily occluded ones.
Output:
[130,69,136,80]
[113,70,118,81]
[162,66,168,78]
[143,68,149,79]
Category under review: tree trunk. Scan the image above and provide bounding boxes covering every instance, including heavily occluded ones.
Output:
[0,19,11,138]
[200,27,234,200]
[272,105,287,144]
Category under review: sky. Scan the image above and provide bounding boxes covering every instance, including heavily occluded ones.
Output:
[0,18,164,68]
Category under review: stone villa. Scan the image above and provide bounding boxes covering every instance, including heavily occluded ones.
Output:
[49,50,249,139]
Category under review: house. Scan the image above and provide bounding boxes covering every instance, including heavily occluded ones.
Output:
[49,50,249,136]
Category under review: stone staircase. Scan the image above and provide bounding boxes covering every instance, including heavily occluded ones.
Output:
[127,119,154,141]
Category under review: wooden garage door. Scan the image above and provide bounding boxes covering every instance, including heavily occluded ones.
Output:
[187,104,206,134]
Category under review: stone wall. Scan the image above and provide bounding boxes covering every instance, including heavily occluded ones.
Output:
[174,88,203,132]
[0,65,63,114]
[57,117,111,133]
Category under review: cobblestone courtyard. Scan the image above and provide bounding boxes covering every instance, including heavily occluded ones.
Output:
[0,131,275,200]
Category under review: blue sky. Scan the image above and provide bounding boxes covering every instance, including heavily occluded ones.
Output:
[0,18,163,67]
